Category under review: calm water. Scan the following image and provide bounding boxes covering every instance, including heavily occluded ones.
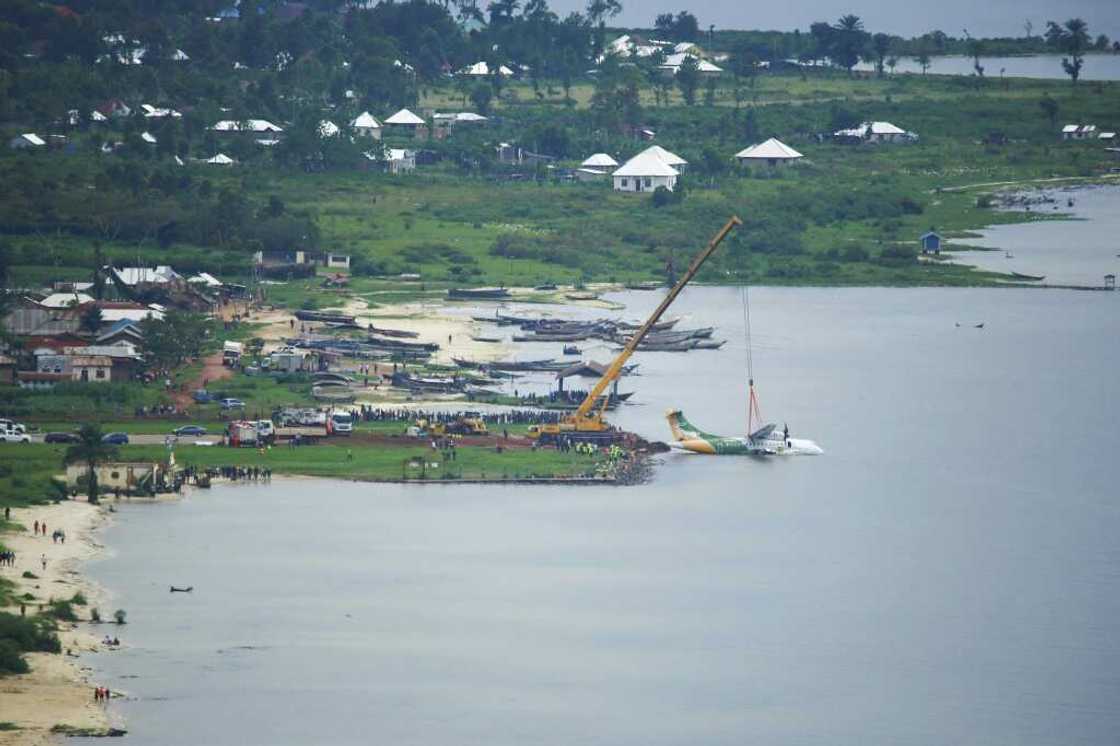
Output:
[857,53,1120,80]
[86,283,1120,745]
[951,185,1120,286]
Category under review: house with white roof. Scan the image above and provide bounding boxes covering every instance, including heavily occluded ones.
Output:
[612,149,680,193]
[639,144,688,171]
[735,138,803,166]
[580,153,619,173]
[432,111,488,138]
[460,61,514,77]
[1061,124,1097,140]
[188,272,223,288]
[40,292,94,309]
[659,53,723,75]
[211,119,284,134]
[833,121,914,144]
[351,112,382,140]
[140,131,157,144]
[386,148,416,174]
[141,104,182,119]
[384,109,426,138]
[9,133,46,150]
[318,120,340,138]
[205,153,236,165]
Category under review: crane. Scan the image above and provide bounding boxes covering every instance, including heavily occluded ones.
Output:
[529,215,742,443]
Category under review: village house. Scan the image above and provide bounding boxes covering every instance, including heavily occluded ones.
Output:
[9,133,46,150]
[659,53,723,76]
[324,253,351,269]
[734,138,803,166]
[39,292,94,309]
[141,104,181,119]
[431,112,487,139]
[211,119,284,136]
[385,148,416,174]
[383,108,427,138]
[96,320,145,347]
[612,149,680,193]
[833,121,915,144]
[577,153,619,182]
[69,355,113,383]
[459,61,514,77]
[351,111,382,140]
[1061,124,1097,140]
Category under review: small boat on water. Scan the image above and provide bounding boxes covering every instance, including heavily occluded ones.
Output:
[624,281,662,290]
[448,287,510,300]
[693,339,726,350]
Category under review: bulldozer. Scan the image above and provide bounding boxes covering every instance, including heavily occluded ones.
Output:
[528,216,742,444]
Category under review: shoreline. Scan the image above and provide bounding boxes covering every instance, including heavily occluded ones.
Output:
[0,501,120,744]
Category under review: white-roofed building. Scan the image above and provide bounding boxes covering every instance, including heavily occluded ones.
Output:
[431,111,488,138]
[318,120,340,138]
[99,308,164,323]
[612,150,680,193]
[351,112,382,140]
[111,266,182,286]
[639,144,688,170]
[384,108,426,138]
[188,272,223,288]
[205,153,236,165]
[833,121,913,143]
[1061,124,1097,140]
[211,119,284,133]
[141,104,182,119]
[386,148,416,174]
[9,133,46,150]
[734,138,803,166]
[580,153,619,173]
[140,131,157,144]
[659,53,723,75]
[40,293,94,309]
[460,61,514,77]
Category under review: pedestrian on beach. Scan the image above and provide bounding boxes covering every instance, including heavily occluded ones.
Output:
[4,506,9,521]
[42,522,46,536]
[34,520,39,535]
[41,554,47,571]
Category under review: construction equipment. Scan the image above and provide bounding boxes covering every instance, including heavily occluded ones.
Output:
[529,215,742,443]
[415,416,489,437]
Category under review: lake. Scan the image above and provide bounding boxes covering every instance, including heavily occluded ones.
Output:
[949,184,1120,287]
[86,282,1120,745]
[856,53,1120,80]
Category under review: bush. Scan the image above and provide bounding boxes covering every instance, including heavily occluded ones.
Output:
[46,600,78,622]
[21,572,36,579]
[113,609,127,625]
[90,608,101,623]
[70,592,87,606]
[0,639,29,675]
[0,611,61,674]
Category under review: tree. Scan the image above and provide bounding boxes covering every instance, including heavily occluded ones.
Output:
[1094,34,1110,51]
[1039,95,1059,129]
[79,306,103,335]
[675,55,701,106]
[831,15,867,74]
[1050,18,1091,85]
[470,83,493,115]
[64,424,119,505]
[870,33,892,77]
[728,41,760,107]
[913,42,933,75]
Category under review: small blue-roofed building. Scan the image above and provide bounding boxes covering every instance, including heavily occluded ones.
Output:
[920,230,942,255]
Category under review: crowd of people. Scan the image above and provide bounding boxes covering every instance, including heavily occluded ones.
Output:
[348,406,562,426]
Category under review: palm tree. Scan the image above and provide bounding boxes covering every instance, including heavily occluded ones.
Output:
[1058,18,1090,85]
[64,424,119,505]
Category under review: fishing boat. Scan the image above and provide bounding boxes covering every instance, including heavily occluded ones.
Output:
[513,332,591,342]
[448,287,511,300]
[312,385,356,402]
[367,325,419,339]
[471,335,502,343]
[624,281,663,290]
[693,339,726,350]
[366,336,440,352]
[295,310,357,324]
[565,291,597,301]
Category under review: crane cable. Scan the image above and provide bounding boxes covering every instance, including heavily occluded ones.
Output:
[741,285,762,434]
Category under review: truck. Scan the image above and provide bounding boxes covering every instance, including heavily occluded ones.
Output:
[327,410,353,436]
[223,341,244,367]
[228,420,259,447]
[272,408,329,443]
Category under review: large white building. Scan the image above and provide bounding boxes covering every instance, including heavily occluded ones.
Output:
[734,138,803,166]
[611,149,681,193]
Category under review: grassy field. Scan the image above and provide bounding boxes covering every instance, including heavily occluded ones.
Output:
[0,442,605,501]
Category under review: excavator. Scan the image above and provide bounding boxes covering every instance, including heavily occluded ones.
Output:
[528,216,741,444]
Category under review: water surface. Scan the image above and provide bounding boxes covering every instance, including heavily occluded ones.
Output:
[88,286,1120,745]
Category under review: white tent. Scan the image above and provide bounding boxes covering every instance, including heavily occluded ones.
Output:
[384,108,425,126]
[734,138,803,163]
[205,153,235,165]
[581,153,619,170]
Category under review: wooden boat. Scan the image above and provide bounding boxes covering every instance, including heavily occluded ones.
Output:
[367,325,419,339]
[295,310,356,324]
[633,338,699,352]
[366,336,440,352]
[513,332,590,342]
[448,287,510,300]
[624,281,662,290]
[614,318,678,332]
[471,336,502,343]
[692,339,726,350]
[534,283,558,291]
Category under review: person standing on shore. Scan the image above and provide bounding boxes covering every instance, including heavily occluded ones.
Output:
[33,520,39,535]
[41,554,47,571]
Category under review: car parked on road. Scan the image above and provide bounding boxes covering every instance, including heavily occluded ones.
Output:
[220,398,246,410]
[44,432,79,444]
[102,432,130,445]
[0,429,31,443]
[173,425,208,436]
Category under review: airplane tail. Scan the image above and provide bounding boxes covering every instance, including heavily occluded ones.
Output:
[666,409,709,441]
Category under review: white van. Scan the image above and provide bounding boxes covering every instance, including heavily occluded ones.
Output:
[329,411,353,436]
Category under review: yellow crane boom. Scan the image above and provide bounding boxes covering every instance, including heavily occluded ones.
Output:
[530,215,741,441]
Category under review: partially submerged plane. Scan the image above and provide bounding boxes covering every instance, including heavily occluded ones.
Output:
[666,409,823,456]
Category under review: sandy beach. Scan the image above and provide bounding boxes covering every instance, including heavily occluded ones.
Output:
[0,501,117,743]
